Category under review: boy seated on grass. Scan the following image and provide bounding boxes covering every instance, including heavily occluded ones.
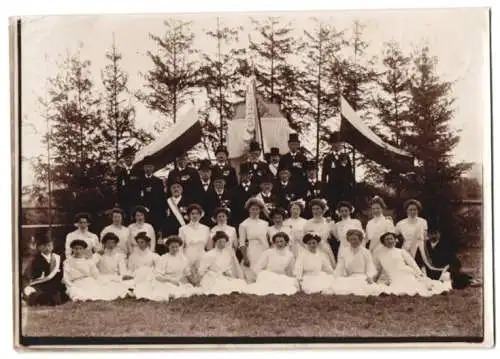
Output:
[23,236,66,306]
[415,224,481,289]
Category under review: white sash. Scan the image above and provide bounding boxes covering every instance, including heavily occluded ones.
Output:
[168,197,186,227]
[417,240,449,274]
[29,253,61,287]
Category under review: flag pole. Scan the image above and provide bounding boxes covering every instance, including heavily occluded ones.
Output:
[315,23,322,181]
[216,16,224,146]
[254,79,265,158]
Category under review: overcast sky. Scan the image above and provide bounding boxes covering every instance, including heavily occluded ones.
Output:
[20,8,489,185]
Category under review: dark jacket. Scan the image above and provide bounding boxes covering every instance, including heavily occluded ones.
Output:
[211,163,238,190]
[137,175,167,232]
[279,152,308,186]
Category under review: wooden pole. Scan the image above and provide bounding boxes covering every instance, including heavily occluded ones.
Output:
[216,17,224,145]
[44,53,53,234]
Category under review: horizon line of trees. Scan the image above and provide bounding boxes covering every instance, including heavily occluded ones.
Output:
[23,16,479,242]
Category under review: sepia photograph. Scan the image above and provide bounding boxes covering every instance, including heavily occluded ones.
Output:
[11,6,493,348]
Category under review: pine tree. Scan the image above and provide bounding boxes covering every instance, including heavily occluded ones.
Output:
[401,46,471,230]
[139,19,199,131]
[101,36,152,165]
[249,17,306,132]
[198,18,246,148]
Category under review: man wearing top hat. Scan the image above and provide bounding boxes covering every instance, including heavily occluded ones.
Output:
[245,140,270,186]
[166,151,201,199]
[137,156,167,237]
[274,164,302,210]
[164,180,190,237]
[266,147,281,180]
[322,132,354,206]
[279,133,308,188]
[302,160,329,219]
[203,175,232,226]
[211,145,238,191]
[115,146,143,220]
[195,159,214,226]
[230,162,258,228]
[254,173,280,222]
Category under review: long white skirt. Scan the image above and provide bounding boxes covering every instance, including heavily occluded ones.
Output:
[300,272,335,294]
[245,270,299,296]
[66,275,130,301]
[379,273,452,297]
[199,271,248,295]
[324,274,385,296]
[135,279,200,301]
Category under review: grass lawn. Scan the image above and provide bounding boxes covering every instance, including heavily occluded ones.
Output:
[21,247,484,339]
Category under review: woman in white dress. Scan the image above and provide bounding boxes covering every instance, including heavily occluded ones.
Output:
[375,232,451,297]
[100,208,130,256]
[208,207,238,252]
[63,240,128,301]
[331,201,363,256]
[127,232,160,287]
[198,231,247,295]
[65,212,101,258]
[395,199,428,258]
[127,206,156,254]
[366,196,395,254]
[267,208,292,246]
[95,232,134,296]
[325,229,383,296]
[293,233,335,294]
[135,235,199,301]
[246,232,298,296]
[283,200,308,256]
[239,198,270,282]
[179,204,211,270]
[303,199,336,268]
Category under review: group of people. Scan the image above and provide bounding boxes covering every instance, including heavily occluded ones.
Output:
[22,133,479,306]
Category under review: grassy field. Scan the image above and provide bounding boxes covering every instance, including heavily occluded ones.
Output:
[21,247,483,339]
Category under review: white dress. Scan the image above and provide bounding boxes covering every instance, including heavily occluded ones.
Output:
[63,256,128,301]
[65,230,100,258]
[375,247,451,297]
[95,250,133,295]
[366,215,395,254]
[246,247,298,296]
[210,224,238,251]
[293,250,335,294]
[198,248,247,295]
[333,218,364,250]
[325,246,384,296]
[127,247,160,284]
[100,225,130,256]
[127,222,156,254]
[239,217,270,281]
[179,223,210,266]
[134,252,199,301]
[283,217,308,256]
[303,218,336,268]
[395,217,428,257]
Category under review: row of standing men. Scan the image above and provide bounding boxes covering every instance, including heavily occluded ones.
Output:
[116,134,353,246]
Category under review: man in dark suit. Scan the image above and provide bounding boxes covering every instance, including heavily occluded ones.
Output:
[211,145,238,191]
[166,152,201,199]
[274,164,302,210]
[164,180,190,237]
[204,175,232,225]
[322,132,354,207]
[244,141,270,186]
[266,147,281,180]
[230,162,258,228]
[137,156,167,237]
[302,160,328,219]
[254,174,280,222]
[279,133,308,188]
[115,147,143,222]
[195,159,214,226]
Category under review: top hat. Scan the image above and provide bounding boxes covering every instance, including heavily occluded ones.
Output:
[142,155,154,166]
[122,146,136,158]
[198,159,212,171]
[36,235,53,247]
[215,145,229,156]
[269,147,280,157]
[288,133,300,144]
[249,141,261,152]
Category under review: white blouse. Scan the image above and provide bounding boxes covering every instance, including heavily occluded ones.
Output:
[238,217,269,248]
[335,246,377,278]
[375,247,423,280]
[283,217,308,245]
[198,248,241,278]
[63,256,99,283]
[127,248,159,273]
[366,215,395,253]
[96,250,127,276]
[293,250,334,278]
[100,225,130,255]
[333,218,364,248]
[179,222,210,264]
[303,218,336,267]
[127,222,156,253]
[395,217,428,257]
[155,252,191,283]
[253,247,295,275]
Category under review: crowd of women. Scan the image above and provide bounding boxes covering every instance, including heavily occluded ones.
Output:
[23,194,464,306]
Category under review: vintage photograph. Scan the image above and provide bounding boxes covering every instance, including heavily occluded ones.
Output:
[13,8,491,347]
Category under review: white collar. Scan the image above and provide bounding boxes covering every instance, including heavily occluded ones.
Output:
[215,189,224,195]
[430,240,439,249]
[41,252,51,263]
[281,181,289,186]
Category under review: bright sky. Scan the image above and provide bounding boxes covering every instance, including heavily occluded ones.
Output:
[20,8,489,185]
